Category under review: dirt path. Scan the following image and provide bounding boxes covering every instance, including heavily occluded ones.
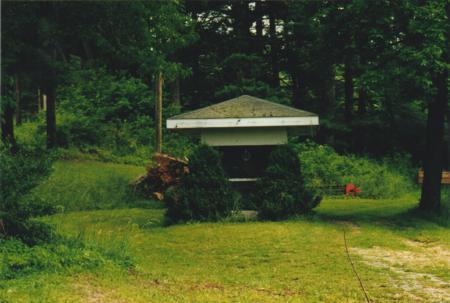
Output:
[351,240,450,302]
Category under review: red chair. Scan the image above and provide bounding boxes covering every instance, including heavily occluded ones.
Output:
[345,183,361,197]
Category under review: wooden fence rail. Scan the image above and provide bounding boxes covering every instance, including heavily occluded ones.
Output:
[417,170,450,185]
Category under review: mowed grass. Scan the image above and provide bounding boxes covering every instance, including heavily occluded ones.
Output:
[2,160,449,302]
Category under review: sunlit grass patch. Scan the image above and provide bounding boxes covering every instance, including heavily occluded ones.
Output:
[33,160,148,212]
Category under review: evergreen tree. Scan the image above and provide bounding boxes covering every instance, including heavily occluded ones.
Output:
[165,145,236,223]
[254,145,321,220]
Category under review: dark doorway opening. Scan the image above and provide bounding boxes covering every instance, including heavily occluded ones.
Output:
[218,146,274,178]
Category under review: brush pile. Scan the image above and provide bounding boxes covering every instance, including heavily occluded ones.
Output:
[133,153,189,200]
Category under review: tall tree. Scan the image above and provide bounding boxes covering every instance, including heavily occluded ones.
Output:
[396,1,449,212]
[14,74,21,126]
[155,72,164,153]
[37,2,62,149]
[1,77,16,146]
[344,58,354,123]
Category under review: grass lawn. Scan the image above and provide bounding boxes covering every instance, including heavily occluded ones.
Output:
[1,160,449,302]
[33,160,147,211]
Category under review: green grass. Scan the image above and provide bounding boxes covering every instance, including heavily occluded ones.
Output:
[2,160,449,302]
[32,160,153,212]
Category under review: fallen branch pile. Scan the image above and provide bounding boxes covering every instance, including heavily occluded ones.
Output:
[133,153,189,200]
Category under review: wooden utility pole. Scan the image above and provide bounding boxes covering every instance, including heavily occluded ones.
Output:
[43,94,47,111]
[155,71,164,153]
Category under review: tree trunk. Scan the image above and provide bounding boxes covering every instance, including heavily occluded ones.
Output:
[155,71,164,153]
[344,60,354,123]
[358,87,368,115]
[255,1,264,53]
[56,42,68,64]
[231,0,250,50]
[420,71,448,212]
[447,102,450,170]
[320,64,335,116]
[269,8,279,88]
[15,74,21,126]
[82,40,93,61]
[420,2,449,212]
[291,71,307,109]
[285,25,307,109]
[329,67,336,113]
[171,75,181,107]
[37,88,42,112]
[45,85,57,149]
[291,74,301,108]
[355,86,369,153]
[1,102,16,146]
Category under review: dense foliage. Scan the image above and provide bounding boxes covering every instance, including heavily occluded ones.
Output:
[165,145,236,224]
[295,142,416,199]
[254,145,321,220]
[12,61,197,164]
[0,144,55,244]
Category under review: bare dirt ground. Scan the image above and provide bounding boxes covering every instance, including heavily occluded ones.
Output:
[352,240,450,303]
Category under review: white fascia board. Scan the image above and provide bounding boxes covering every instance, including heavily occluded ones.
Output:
[167,116,319,129]
[229,178,258,182]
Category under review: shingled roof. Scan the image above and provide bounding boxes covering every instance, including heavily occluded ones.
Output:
[169,95,316,120]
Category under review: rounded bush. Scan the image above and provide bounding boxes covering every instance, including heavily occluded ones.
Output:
[254,144,321,220]
[165,145,236,224]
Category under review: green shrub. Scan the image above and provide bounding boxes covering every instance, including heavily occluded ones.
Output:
[15,119,46,146]
[295,141,415,198]
[163,132,197,159]
[0,144,56,244]
[165,145,236,223]
[253,145,321,220]
[53,112,104,148]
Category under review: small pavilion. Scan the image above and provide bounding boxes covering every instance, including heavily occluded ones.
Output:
[167,95,319,182]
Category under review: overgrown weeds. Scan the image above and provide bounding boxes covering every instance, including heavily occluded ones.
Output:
[295,141,416,198]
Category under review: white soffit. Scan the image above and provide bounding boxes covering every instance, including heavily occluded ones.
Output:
[201,127,288,146]
[167,116,319,129]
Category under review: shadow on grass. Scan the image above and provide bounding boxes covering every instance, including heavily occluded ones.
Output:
[314,200,450,230]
